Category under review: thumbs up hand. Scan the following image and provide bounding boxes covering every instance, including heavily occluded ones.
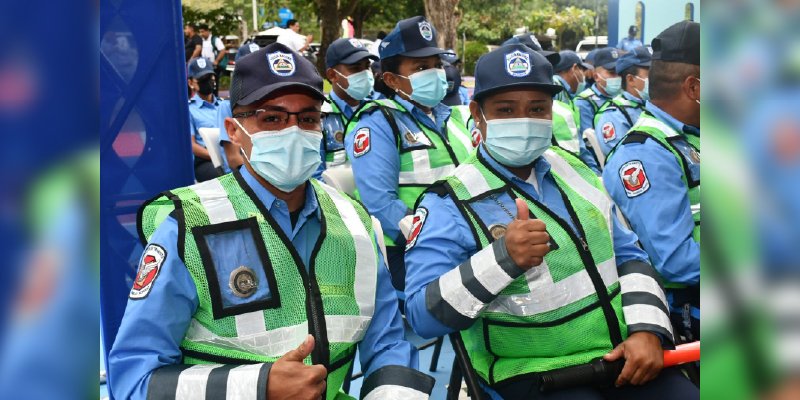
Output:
[504,198,552,271]
[267,335,328,399]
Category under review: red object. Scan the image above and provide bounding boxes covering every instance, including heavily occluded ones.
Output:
[663,341,700,366]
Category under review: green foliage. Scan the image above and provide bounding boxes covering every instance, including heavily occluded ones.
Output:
[458,0,519,44]
[526,5,596,51]
[182,5,242,37]
[462,41,490,76]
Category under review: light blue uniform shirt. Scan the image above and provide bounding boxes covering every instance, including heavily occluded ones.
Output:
[617,37,644,52]
[108,167,417,400]
[603,101,700,290]
[404,145,650,399]
[345,95,454,244]
[458,86,470,105]
[188,94,220,148]
[593,91,646,157]
[574,84,613,138]
[553,74,575,103]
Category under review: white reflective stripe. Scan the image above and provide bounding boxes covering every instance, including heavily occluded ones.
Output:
[691,203,701,215]
[619,273,669,309]
[235,312,268,337]
[636,116,679,137]
[326,315,372,343]
[371,217,390,270]
[185,318,308,358]
[363,385,429,400]
[485,258,617,316]
[471,245,514,294]
[452,163,492,198]
[225,364,263,400]
[192,179,238,224]
[330,150,347,167]
[622,304,674,333]
[447,119,474,152]
[439,266,485,318]
[175,364,217,400]
[318,182,377,319]
[398,163,455,185]
[544,150,613,235]
[553,103,580,153]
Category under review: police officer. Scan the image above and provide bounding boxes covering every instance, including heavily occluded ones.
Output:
[108,42,434,400]
[594,46,652,158]
[603,21,701,343]
[321,38,379,169]
[345,16,475,299]
[618,25,644,52]
[187,57,223,182]
[574,47,623,141]
[553,50,591,104]
[404,44,698,399]
[217,42,261,173]
[442,50,470,105]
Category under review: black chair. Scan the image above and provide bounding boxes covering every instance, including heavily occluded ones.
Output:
[447,332,488,400]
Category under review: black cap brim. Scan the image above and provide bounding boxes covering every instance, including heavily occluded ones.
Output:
[236,82,325,107]
[473,82,563,101]
[401,47,448,58]
[339,51,379,65]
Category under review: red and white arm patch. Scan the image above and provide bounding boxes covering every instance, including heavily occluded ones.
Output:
[353,127,371,157]
[601,122,616,143]
[619,160,650,198]
[405,207,429,251]
[130,244,166,300]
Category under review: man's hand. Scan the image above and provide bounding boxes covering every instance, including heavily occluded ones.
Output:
[504,199,551,270]
[603,331,663,387]
[267,335,327,399]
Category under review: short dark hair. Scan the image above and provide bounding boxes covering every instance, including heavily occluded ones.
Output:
[649,60,700,100]
[619,66,642,90]
[286,19,298,28]
[374,56,402,98]
[185,23,197,30]
[198,23,209,31]
[377,31,387,40]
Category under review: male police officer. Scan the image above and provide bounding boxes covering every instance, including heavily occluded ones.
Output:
[604,21,701,343]
[594,46,652,158]
[217,42,262,173]
[321,38,379,169]
[404,44,697,399]
[618,25,644,52]
[108,42,434,400]
[345,16,474,299]
[553,50,591,104]
[188,57,223,182]
[574,47,623,141]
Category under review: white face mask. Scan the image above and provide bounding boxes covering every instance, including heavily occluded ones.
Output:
[480,109,552,167]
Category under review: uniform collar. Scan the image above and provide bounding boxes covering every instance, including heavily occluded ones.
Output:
[554,75,574,96]
[645,101,700,137]
[191,93,219,109]
[477,145,552,187]
[622,91,645,105]
[239,166,320,219]
[329,91,355,119]
[393,95,451,131]
[590,84,612,99]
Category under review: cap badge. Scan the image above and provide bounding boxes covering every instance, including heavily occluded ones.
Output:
[248,43,259,52]
[611,50,619,59]
[197,58,207,69]
[505,50,531,77]
[418,21,434,41]
[349,38,363,48]
[268,51,295,77]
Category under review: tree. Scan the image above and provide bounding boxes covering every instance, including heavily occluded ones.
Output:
[313,0,361,74]
[526,5,595,51]
[423,0,461,50]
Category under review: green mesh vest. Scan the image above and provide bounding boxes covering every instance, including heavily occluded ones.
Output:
[593,95,644,129]
[138,173,379,400]
[575,87,606,114]
[607,111,700,288]
[349,98,475,246]
[552,99,581,153]
[440,147,627,385]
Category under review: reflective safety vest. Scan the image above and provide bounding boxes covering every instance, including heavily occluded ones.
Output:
[593,95,645,130]
[138,172,379,400]
[321,98,354,167]
[575,87,607,115]
[439,147,627,385]
[552,99,581,154]
[349,98,475,246]
[608,111,701,286]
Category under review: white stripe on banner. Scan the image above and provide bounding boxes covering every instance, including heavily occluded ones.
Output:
[318,182,377,319]
[619,273,669,309]
[225,364,263,400]
[439,266,485,318]
[470,244,514,295]
[175,364,217,400]
[363,385,429,400]
[622,304,674,335]
[452,163,492,199]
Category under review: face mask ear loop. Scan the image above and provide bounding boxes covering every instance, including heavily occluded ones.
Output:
[233,118,254,162]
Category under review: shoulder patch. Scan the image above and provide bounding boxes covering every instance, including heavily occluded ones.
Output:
[353,127,371,157]
[130,244,167,300]
[601,122,616,143]
[405,207,428,251]
[619,160,650,198]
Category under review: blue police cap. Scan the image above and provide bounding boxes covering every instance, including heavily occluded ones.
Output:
[585,48,599,66]
[235,42,261,61]
[326,38,378,69]
[472,44,563,102]
[502,34,542,51]
[441,49,460,65]
[229,42,324,111]
[616,46,652,74]
[379,16,449,59]
[554,50,592,73]
[652,20,700,65]
[188,57,214,79]
[593,47,621,70]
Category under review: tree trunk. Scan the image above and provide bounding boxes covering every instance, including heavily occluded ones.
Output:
[423,0,461,50]
[315,0,361,75]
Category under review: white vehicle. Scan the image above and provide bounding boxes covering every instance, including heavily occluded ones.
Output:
[576,36,608,60]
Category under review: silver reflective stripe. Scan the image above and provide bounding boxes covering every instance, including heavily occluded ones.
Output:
[363,385,429,400]
[471,243,516,294]
[452,163,492,199]
[622,304,674,334]
[225,364,263,400]
[485,258,618,316]
[330,150,347,167]
[326,315,372,343]
[691,203,701,215]
[636,116,679,137]
[553,103,580,153]
[318,182,378,319]
[175,364,217,400]
[399,161,455,185]
[619,273,669,309]
[447,118,474,152]
[544,149,613,236]
[193,180,269,338]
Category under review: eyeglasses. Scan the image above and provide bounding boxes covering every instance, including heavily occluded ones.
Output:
[233,109,322,130]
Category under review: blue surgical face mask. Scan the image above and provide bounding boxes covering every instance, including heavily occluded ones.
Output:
[634,76,650,101]
[397,68,447,107]
[335,69,374,101]
[572,69,587,94]
[234,120,322,192]
[599,75,622,97]
[481,110,553,167]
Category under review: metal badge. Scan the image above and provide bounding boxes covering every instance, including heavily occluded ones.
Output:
[488,224,508,240]
[334,130,344,143]
[229,266,258,298]
[688,148,700,164]
[404,130,418,144]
